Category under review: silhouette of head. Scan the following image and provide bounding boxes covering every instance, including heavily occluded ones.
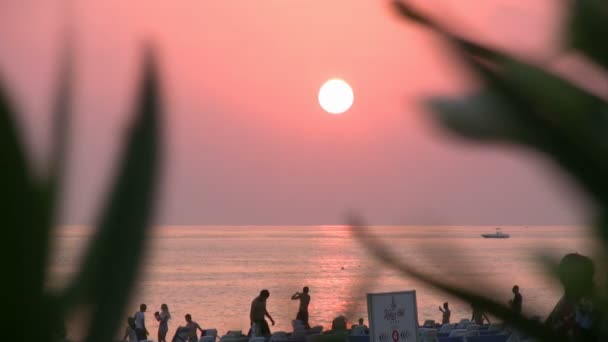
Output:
[443,302,449,309]
[358,318,364,325]
[140,304,147,312]
[303,286,309,294]
[127,317,136,327]
[161,304,168,311]
[260,289,270,299]
[512,285,519,293]
[558,253,594,298]
[185,314,192,323]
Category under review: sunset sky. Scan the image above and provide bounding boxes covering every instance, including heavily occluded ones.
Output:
[0,0,593,225]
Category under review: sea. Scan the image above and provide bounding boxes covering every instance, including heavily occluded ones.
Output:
[47,225,593,340]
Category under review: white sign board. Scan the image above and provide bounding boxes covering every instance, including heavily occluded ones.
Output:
[367,291,418,342]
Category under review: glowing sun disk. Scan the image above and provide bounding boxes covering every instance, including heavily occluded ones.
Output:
[318,79,354,114]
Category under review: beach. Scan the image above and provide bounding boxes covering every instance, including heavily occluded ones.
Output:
[47,225,591,340]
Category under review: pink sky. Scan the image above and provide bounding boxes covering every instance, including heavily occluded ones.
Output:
[0,0,591,225]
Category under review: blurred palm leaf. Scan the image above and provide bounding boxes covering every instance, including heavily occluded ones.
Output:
[345,1,608,340]
[349,215,564,341]
[0,43,161,341]
[59,49,162,342]
[0,73,47,340]
[569,0,608,70]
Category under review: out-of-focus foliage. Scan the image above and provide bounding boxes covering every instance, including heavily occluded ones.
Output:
[1,48,161,342]
[352,1,608,341]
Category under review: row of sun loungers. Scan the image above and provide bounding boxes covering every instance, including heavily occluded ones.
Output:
[417,319,535,342]
[190,318,533,342]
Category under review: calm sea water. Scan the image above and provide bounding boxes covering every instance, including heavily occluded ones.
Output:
[48,226,592,340]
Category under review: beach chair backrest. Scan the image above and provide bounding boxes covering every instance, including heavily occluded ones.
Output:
[205,329,218,337]
[423,320,435,327]
[439,324,455,333]
[351,326,366,336]
[308,326,323,334]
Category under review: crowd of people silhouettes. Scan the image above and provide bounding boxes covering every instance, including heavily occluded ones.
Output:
[122,255,604,342]
[124,286,315,342]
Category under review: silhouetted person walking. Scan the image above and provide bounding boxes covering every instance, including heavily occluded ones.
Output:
[134,304,149,341]
[250,289,275,337]
[291,286,311,328]
[509,285,522,314]
[438,302,451,324]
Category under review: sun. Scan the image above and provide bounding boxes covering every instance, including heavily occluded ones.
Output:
[318,79,354,114]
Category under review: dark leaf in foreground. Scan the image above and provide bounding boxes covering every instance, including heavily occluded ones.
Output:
[59,49,162,342]
[348,215,565,342]
[394,0,608,223]
[569,0,608,70]
[0,75,49,340]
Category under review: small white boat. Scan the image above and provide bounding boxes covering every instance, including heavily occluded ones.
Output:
[481,228,510,238]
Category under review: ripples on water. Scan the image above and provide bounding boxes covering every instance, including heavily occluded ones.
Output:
[48,225,591,340]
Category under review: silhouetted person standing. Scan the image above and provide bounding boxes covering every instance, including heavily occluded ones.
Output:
[471,303,490,325]
[156,303,171,342]
[291,286,311,328]
[353,318,369,335]
[546,253,599,340]
[331,316,347,331]
[509,285,522,314]
[439,302,451,324]
[250,289,275,336]
[134,303,149,341]
[184,314,203,342]
[123,317,137,342]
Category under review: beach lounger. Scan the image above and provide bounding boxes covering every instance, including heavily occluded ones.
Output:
[466,324,480,331]
[269,332,289,342]
[420,329,439,342]
[465,334,510,342]
[487,323,503,332]
[347,335,369,342]
[442,336,464,342]
[173,327,192,342]
[289,330,307,342]
[305,334,323,342]
[205,329,219,337]
[307,326,323,335]
[456,319,470,329]
[350,326,366,336]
